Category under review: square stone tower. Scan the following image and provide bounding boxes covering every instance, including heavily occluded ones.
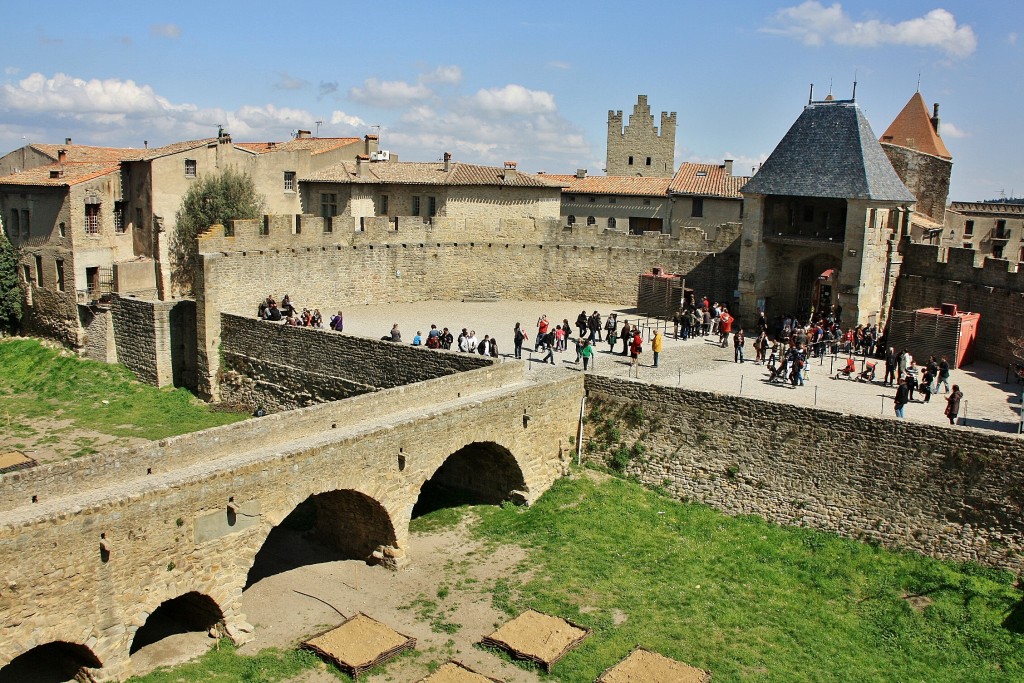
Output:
[606,95,676,177]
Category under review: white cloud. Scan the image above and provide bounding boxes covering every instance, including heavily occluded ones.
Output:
[3,67,18,76]
[274,72,308,91]
[420,65,462,85]
[547,61,572,70]
[469,84,556,115]
[330,110,367,129]
[764,3,977,58]
[349,78,432,108]
[938,121,969,139]
[149,23,182,39]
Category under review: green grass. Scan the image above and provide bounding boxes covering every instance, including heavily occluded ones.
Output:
[125,641,338,683]
[0,338,246,441]
[471,475,1024,682]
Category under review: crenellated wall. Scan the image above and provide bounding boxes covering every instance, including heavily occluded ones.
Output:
[194,214,741,397]
[893,242,1024,364]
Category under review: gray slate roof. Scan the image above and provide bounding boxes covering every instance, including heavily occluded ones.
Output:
[741,100,916,202]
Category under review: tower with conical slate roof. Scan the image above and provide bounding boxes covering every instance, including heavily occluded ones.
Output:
[880,92,953,228]
[738,96,916,329]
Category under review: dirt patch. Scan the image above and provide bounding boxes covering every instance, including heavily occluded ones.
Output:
[303,613,414,677]
[418,660,503,682]
[235,509,542,683]
[0,413,146,463]
[481,610,590,672]
[902,593,934,612]
[597,647,711,683]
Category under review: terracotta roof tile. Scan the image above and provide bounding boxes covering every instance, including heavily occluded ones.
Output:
[545,175,670,196]
[29,144,133,163]
[880,92,951,159]
[669,163,748,198]
[0,162,120,187]
[235,142,276,154]
[302,161,564,188]
[123,138,217,161]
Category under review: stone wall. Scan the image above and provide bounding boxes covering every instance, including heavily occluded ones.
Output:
[219,314,495,412]
[894,242,1024,364]
[583,374,1024,571]
[81,305,115,363]
[109,295,196,388]
[194,214,740,397]
[883,144,952,225]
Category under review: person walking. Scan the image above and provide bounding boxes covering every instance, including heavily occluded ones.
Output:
[884,346,897,386]
[620,320,632,356]
[629,329,643,367]
[651,330,663,368]
[718,309,733,348]
[894,376,910,418]
[945,384,963,425]
[937,356,951,394]
[733,328,745,363]
[580,339,594,371]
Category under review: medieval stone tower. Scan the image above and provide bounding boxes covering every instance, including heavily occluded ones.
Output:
[606,95,676,177]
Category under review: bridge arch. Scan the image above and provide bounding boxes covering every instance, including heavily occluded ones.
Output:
[129,591,225,657]
[413,441,528,518]
[0,640,102,682]
[246,488,399,587]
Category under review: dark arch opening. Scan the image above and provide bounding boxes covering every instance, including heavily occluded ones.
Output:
[0,641,102,683]
[245,489,397,588]
[129,592,224,655]
[413,442,527,518]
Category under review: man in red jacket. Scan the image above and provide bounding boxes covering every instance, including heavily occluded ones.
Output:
[718,309,733,348]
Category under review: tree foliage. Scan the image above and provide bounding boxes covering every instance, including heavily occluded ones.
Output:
[170,167,265,296]
[0,230,22,335]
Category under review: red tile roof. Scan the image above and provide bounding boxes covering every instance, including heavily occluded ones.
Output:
[544,174,670,196]
[669,163,748,198]
[880,92,951,159]
[122,138,218,161]
[0,162,120,187]
[29,144,134,163]
[303,161,564,188]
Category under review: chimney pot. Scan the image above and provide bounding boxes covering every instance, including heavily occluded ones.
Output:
[297,129,311,139]
[57,149,67,164]
[723,159,733,176]
[443,152,452,172]
[931,103,941,133]
[576,168,587,179]
[65,137,72,145]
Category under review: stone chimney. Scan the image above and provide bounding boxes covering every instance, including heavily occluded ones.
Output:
[364,134,379,156]
[503,161,518,182]
[57,149,67,164]
[356,154,369,178]
[296,130,311,139]
[64,137,72,145]
[723,159,733,175]
[931,103,940,133]
[576,168,587,179]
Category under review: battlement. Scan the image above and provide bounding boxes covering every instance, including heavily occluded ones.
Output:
[197,214,740,256]
[901,241,1024,291]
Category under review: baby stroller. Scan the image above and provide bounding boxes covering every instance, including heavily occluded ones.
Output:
[835,357,857,380]
[857,361,876,383]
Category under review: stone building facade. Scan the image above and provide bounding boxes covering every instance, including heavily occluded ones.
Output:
[606,95,676,177]
[943,202,1024,262]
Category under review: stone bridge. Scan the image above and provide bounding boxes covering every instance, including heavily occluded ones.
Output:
[0,363,582,681]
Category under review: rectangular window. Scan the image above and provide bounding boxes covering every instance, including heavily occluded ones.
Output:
[609,197,617,203]
[803,205,814,222]
[114,202,126,233]
[320,193,337,218]
[412,196,421,216]
[22,265,30,283]
[20,209,29,238]
[645,157,652,166]
[964,220,974,236]
[283,171,296,192]
[993,244,1004,259]
[135,208,144,231]
[995,219,1008,239]
[628,156,634,166]
[8,210,18,240]
[380,194,389,216]
[55,259,65,292]
[34,255,43,287]
[427,196,437,217]
[691,197,704,218]
[184,159,197,177]
[85,203,100,235]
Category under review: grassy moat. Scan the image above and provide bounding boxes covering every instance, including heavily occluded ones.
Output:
[0,338,247,460]
[128,475,1024,682]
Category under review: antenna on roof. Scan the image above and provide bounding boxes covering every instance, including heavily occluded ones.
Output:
[851,70,858,101]
[315,120,323,137]
[808,83,814,105]
[828,78,833,96]
[916,73,921,92]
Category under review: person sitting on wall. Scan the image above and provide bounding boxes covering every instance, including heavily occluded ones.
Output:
[390,324,402,342]
[413,331,423,346]
[311,309,323,328]
[330,311,344,332]
[281,295,296,318]
[267,302,282,322]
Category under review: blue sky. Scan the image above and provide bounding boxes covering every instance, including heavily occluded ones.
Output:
[1,1,1020,200]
